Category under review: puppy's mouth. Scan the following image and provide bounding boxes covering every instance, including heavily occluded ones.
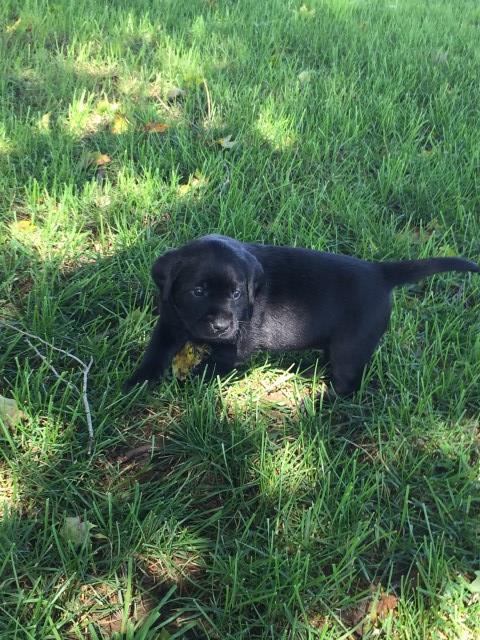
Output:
[206,327,238,342]
[194,320,238,343]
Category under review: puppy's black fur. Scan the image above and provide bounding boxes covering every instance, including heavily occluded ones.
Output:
[124,235,478,395]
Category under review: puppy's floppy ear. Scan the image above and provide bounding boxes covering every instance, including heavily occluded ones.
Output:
[151,249,183,301]
[244,252,265,316]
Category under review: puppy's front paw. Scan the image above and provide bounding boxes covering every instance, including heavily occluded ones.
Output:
[122,368,159,393]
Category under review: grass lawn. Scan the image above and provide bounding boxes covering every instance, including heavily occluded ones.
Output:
[1,0,480,637]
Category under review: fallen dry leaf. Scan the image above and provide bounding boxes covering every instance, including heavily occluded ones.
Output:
[80,152,112,168]
[10,219,37,234]
[467,571,480,594]
[92,153,111,166]
[6,18,22,33]
[217,134,237,149]
[166,87,186,101]
[177,174,208,197]
[111,114,129,134]
[172,342,210,380]
[144,122,169,133]
[373,593,398,622]
[341,590,398,637]
[298,70,314,83]
[37,112,51,132]
[61,516,93,546]
[298,4,316,17]
[0,395,25,427]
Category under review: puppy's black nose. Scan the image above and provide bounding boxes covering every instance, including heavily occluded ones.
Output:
[211,317,231,332]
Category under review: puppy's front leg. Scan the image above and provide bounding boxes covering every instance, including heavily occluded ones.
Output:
[123,317,187,391]
[194,343,240,380]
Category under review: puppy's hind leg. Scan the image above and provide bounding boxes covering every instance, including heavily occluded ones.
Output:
[329,321,388,396]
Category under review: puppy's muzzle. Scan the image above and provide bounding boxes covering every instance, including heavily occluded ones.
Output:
[205,313,236,339]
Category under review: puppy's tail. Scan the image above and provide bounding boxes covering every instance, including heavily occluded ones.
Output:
[381,257,479,288]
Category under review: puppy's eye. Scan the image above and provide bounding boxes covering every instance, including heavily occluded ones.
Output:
[192,286,205,297]
[231,289,241,300]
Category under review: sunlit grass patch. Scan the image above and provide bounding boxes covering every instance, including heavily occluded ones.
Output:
[0,462,18,517]
[220,363,326,426]
[256,100,299,151]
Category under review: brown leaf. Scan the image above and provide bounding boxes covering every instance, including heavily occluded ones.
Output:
[373,593,398,622]
[340,591,397,637]
[342,598,370,636]
[144,122,169,133]
[84,152,111,167]
[94,153,111,166]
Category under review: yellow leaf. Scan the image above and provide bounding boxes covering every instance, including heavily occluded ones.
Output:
[37,112,51,132]
[96,99,120,114]
[172,342,210,380]
[0,394,25,427]
[111,114,129,134]
[217,134,237,149]
[10,219,37,234]
[177,174,207,196]
[144,122,169,133]
[6,18,22,33]
[95,153,111,166]
[298,4,316,17]
[79,152,112,171]
[298,70,313,83]
[177,184,191,196]
[89,152,111,166]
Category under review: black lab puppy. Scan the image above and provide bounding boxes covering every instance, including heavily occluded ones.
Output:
[124,235,478,395]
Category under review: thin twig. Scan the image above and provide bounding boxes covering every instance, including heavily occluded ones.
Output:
[156,95,173,113]
[219,161,231,196]
[1,320,95,455]
[83,358,94,455]
[203,78,212,123]
[26,338,65,382]
[1,321,85,366]
[342,437,390,472]
[119,443,162,463]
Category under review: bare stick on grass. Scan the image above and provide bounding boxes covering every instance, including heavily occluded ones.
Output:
[1,321,95,455]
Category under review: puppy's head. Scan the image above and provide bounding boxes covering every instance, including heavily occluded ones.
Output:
[151,236,264,342]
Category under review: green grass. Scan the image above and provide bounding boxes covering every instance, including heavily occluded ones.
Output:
[1,0,480,637]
